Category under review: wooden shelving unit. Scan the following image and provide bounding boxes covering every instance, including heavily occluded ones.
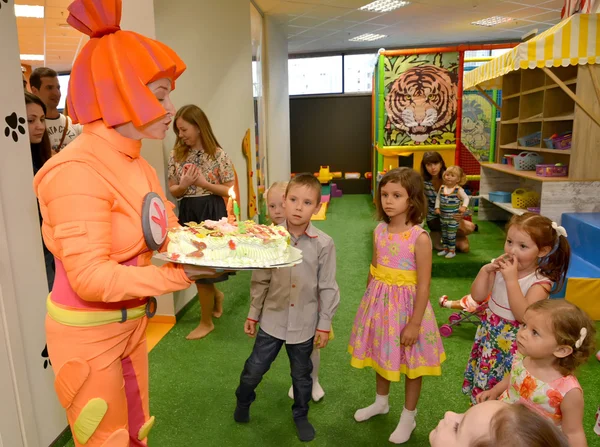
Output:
[479,64,600,224]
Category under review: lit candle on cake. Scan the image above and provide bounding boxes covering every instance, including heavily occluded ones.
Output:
[233,198,241,222]
[227,186,235,223]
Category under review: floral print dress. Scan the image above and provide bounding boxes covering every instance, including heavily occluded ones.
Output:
[348,223,446,381]
[501,354,581,426]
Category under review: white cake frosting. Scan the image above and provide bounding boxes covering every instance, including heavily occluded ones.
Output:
[166,218,291,267]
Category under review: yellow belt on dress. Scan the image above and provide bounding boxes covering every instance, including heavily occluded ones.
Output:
[370,264,417,286]
[46,296,151,327]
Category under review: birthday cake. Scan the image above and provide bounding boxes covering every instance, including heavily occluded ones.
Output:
[165,218,291,267]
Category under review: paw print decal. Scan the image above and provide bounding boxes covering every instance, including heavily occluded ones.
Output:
[41,343,52,369]
[5,112,26,142]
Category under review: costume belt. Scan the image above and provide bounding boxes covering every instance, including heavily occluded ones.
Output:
[46,296,157,327]
[370,264,417,286]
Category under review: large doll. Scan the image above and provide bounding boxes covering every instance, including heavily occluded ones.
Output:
[33,1,215,445]
[434,165,469,259]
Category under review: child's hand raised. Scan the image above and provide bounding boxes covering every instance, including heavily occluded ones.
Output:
[314,330,330,349]
[498,254,519,282]
[482,260,500,274]
[244,319,257,338]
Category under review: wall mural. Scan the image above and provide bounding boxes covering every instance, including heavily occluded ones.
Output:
[383,52,459,147]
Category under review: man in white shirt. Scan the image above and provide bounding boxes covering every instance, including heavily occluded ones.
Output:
[30,67,83,153]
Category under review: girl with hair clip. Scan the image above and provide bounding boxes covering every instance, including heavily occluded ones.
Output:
[463,213,571,406]
[434,165,469,259]
[477,299,595,447]
[430,401,569,447]
[349,168,445,444]
[33,0,217,445]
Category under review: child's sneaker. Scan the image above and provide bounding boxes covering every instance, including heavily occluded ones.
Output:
[445,252,456,259]
[437,250,448,256]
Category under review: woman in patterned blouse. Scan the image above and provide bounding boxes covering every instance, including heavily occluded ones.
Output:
[168,105,235,340]
[420,151,475,253]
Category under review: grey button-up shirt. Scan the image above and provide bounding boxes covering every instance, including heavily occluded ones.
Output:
[247,222,340,344]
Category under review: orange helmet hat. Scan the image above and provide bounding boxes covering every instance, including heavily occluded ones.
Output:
[66,0,186,127]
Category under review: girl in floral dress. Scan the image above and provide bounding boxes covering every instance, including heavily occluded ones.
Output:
[463,213,571,404]
[476,299,595,447]
[349,168,445,444]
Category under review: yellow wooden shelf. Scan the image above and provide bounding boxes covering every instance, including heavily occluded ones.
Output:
[481,163,569,182]
[521,85,547,96]
[501,118,520,124]
[480,195,526,216]
[499,143,571,155]
[502,92,521,100]
[543,113,575,121]
[546,78,577,90]
[521,113,544,123]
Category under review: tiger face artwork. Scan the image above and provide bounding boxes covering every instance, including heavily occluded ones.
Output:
[385,64,458,143]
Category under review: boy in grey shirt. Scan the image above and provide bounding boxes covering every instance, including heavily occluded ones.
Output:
[234,173,340,442]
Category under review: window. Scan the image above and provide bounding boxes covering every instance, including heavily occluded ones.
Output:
[57,74,70,111]
[344,53,376,93]
[288,56,343,95]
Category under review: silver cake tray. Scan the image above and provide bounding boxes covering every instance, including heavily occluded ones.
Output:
[153,246,303,271]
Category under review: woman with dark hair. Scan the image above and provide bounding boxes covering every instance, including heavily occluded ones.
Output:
[25,91,54,290]
[420,151,475,252]
[25,92,52,174]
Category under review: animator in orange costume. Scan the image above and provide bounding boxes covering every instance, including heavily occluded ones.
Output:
[33,0,215,445]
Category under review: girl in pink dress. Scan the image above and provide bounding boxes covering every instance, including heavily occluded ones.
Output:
[348,168,445,444]
[476,299,596,447]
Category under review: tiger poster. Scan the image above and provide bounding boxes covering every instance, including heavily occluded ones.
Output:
[383,52,459,147]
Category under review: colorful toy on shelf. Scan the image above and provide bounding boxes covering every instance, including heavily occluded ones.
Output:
[536,163,569,177]
[365,172,373,180]
[314,166,342,184]
[344,172,360,179]
[331,183,343,198]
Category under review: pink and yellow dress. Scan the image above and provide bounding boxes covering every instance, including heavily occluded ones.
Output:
[501,354,581,426]
[348,223,446,381]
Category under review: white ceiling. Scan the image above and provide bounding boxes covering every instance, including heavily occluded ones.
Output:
[17,0,87,73]
[254,0,564,54]
[16,0,563,73]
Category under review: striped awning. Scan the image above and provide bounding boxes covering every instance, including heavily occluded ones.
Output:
[464,13,600,89]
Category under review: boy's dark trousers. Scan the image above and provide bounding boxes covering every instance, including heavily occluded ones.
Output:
[236,328,314,419]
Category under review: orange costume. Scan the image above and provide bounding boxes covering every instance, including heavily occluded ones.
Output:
[33,1,193,445]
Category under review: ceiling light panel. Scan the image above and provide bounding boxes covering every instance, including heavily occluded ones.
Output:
[471,16,513,27]
[359,1,410,13]
[14,5,44,19]
[349,33,387,42]
[20,54,44,61]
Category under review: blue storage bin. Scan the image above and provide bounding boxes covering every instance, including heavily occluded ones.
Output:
[489,191,512,203]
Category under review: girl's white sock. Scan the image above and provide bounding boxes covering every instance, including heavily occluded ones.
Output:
[389,407,417,444]
[354,394,390,422]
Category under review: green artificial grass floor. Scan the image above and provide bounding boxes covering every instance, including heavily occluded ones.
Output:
[54,195,599,446]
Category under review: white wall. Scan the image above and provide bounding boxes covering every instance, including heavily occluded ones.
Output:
[264,16,291,183]
[0,2,65,445]
[155,0,256,312]
[121,0,176,317]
